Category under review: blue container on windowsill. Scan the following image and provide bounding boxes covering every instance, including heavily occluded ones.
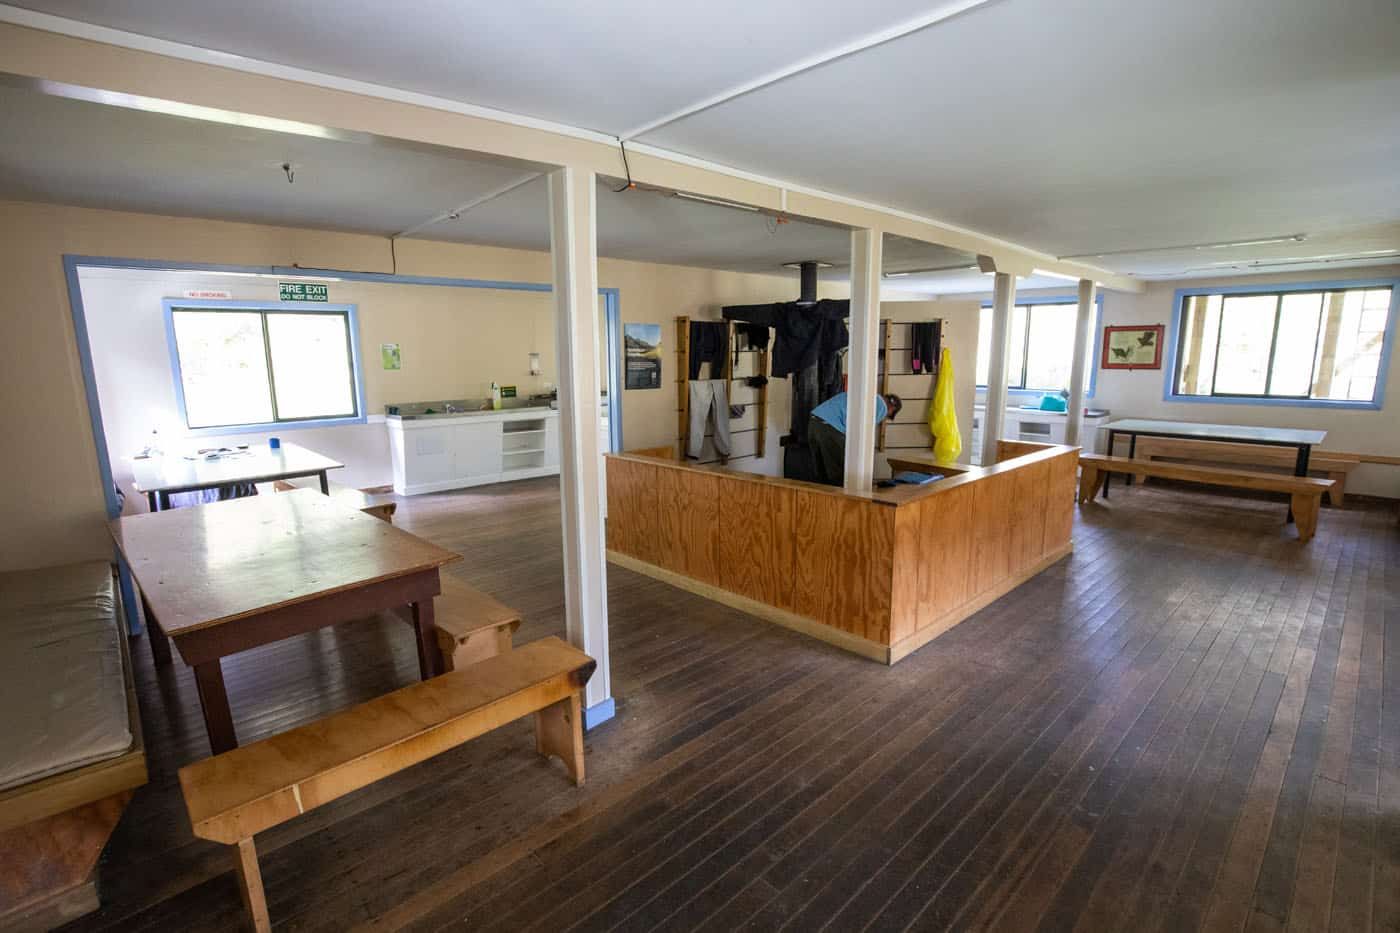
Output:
[1037,394,1068,412]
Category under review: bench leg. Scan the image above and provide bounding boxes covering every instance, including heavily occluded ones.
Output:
[1326,471,1346,507]
[1291,494,1320,544]
[234,837,272,933]
[535,693,585,786]
[441,626,516,673]
[1078,465,1105,505]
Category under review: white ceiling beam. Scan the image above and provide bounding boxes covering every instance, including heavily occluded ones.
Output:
[619,0,999,141]
[0,8,1141,291]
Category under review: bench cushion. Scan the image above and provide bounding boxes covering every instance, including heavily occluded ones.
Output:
[0,562,133,792]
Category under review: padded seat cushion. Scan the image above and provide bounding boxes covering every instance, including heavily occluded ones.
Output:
[0,561,132,791]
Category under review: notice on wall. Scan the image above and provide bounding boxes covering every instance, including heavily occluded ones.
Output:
[381,343,402,370]
[280,282,329,302]
[624,323,662,390]
[181,288,232,300]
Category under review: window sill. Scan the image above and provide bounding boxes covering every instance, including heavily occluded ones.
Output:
[1161,393,1381,412]
[183,415,369,437]
[975,387,1096,401]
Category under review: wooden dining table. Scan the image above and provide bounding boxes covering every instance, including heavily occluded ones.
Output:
[130,441,344,512]
[109,489,461,754]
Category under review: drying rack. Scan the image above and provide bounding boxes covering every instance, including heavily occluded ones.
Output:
[675,316,769,466]
[877,318,944,453]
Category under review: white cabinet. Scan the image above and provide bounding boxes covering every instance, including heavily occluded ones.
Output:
[386,409,559,495]
[971,404,1111,464]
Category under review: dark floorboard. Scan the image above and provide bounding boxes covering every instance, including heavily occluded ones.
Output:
[58,478,1400,932]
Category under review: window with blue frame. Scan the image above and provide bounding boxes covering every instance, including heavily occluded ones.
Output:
[976,300,1095,392]
[1171,284,1393,404]
[170,306,359,429]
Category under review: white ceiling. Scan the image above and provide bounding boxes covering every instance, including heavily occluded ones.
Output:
[5,0,1399,282]
[0,82,984,286]
[0,83,540,235]
[3,0,951,134]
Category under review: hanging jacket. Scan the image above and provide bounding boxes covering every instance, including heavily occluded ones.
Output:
[930,347,962,462]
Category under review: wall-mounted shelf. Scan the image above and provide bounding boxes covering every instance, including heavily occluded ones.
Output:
[675,316,769,464]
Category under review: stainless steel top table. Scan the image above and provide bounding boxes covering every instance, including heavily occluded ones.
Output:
[131,441,343,511]
[1101,419,1326,448]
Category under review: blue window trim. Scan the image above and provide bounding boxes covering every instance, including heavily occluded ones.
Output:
[1162,277,1399,411]
[163,298,368,436]
[63,253,624,634]
[975,293,1104,400]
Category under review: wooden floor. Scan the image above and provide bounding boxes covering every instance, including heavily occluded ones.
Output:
[62,478,1399,932]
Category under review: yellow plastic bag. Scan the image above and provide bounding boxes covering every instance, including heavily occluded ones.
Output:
[929,347,962,462]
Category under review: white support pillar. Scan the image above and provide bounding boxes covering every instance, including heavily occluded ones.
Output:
[547,166,613,728]
[845,228,883,492]
[980,271,1017,466]
[1065,278,1097,449]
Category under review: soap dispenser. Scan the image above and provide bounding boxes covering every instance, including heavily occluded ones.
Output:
[490,382,502,410]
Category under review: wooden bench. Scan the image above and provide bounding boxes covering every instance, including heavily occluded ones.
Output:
[1131,437,1358,506]
[431,575,524,671]
[178,636,594,932]
[272,478,397,523]
[1078,453,1333,543]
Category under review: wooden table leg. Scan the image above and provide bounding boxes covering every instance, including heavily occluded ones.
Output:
[139,590,173,666]
[1286,445,1311,524]
[410,598,445,679]
[193,659,239,754]
[1103,431,1114,499]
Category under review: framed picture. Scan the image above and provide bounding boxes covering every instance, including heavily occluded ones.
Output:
[1101,325,1164,370]
[624,323,663,389]
[380,343,402,370]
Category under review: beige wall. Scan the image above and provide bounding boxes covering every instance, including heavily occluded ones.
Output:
[981,265,1400,496]
[78,266,560,494]
[0,198,844,570]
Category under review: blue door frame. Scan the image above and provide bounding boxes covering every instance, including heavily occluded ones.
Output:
[62,254,624,634]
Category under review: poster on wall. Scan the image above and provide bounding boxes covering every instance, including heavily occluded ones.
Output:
[381,343,402,370]
[624,323,662,389]
[1101,324,1164,370]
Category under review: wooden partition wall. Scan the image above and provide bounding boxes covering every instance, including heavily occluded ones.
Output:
[605,442,1078,663]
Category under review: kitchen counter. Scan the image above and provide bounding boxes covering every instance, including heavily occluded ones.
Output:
[386,408,560,495]
[386,406,557,428]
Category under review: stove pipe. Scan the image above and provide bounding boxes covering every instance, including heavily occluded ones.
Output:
[797,261,818,305]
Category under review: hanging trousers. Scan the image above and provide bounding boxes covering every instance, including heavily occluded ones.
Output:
[687,380,732,459]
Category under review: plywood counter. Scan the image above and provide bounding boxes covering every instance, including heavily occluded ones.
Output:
[604,441,1078,663]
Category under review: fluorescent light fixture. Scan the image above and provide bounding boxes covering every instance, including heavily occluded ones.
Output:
[1141,248,1400,277]
[1194,235,1308,250]
[673,191,761,212]
[1030,268,1082,282]
[882,264,980,279]
[1061,233,1306,260]
[37,79,339,139]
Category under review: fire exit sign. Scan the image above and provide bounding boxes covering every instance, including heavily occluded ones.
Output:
[279,282,329,302]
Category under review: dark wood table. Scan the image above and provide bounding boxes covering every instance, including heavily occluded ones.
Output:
[130,441,343,512]
[109,489,460,754]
